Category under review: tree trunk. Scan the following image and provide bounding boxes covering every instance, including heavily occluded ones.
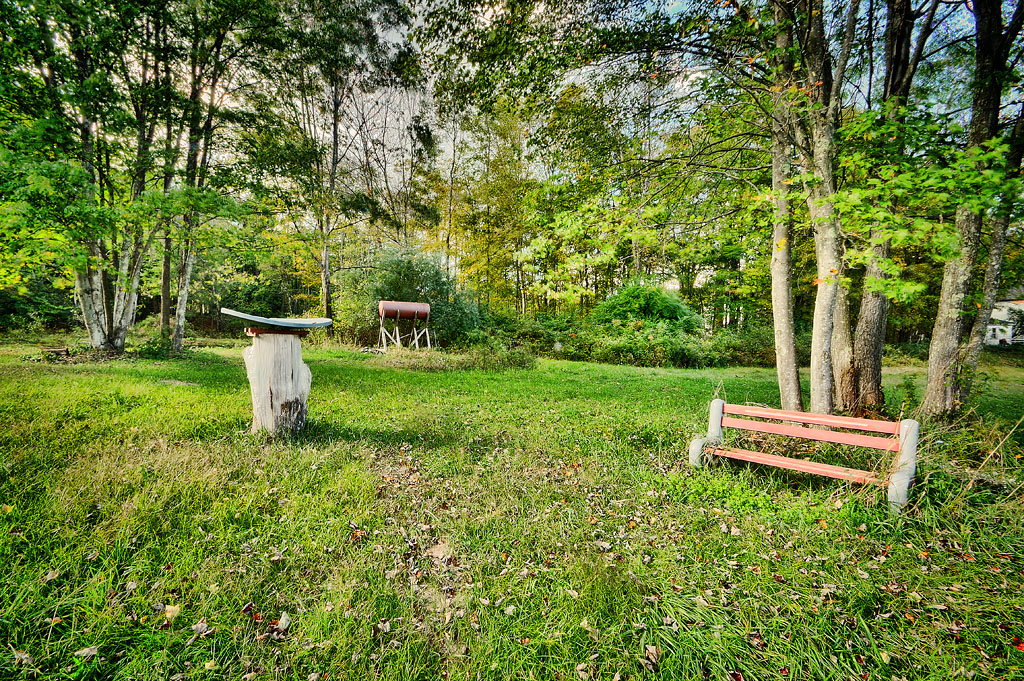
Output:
[769,2,803,412]
[792,0,860,414]
[957,212,1009,398]
[922,0,1017,416]
[853,251,889,408]
[171,237,197,352]
[852,0,939,411]
[806,181,841,415]
[922,207,980,414]
[958,108,1024,401]
[243,333,312,435]
[161,229,172,331]
[76,257,114,351]
[320,240,334,333]
[831,283,857,411]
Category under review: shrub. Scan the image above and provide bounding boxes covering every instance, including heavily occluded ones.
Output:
[589,282,703,332]
[366,252,481,345]
[132,332,181,359]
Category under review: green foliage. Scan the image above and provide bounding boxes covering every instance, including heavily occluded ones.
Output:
[834,105,1017,304]
[131,332,181,360]
[348,250,479,342]
[589,282,703,331]
[0,275,75,331]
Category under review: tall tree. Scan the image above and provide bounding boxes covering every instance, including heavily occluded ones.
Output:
[243,0,416,325]
[922,0,1024,416]
[1,0,174,351]
[769,1,803,412]
[783,0,861,414]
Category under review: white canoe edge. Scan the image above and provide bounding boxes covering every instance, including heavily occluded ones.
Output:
[220,307,333,329]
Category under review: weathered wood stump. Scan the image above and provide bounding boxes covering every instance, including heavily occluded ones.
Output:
[243,329,311,435]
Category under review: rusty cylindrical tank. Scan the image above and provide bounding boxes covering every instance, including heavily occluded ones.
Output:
[378,301,431,320]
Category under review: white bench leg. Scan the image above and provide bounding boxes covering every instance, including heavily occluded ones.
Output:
[689,398,725,468]
[888,419,919,513]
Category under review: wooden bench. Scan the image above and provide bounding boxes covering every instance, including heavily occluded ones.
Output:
[688,399,919,512]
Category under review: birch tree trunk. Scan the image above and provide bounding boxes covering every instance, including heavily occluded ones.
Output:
[171,238,197,352]
[320,239,334,327]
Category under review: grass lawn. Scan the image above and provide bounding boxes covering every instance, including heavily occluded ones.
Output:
[1,339,1023,680]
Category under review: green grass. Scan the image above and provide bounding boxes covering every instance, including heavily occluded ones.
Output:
[1,339,1023,680]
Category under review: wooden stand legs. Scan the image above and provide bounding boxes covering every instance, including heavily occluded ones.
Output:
[242,332,311,435]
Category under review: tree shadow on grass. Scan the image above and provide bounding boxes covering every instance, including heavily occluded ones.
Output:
[291,417,463,452]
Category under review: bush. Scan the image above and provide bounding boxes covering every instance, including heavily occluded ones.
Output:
[131,332,181,359]
[365,252,481,345]
[589,282,703,333]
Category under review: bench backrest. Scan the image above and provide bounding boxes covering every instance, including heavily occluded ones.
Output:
[721,403,900,452]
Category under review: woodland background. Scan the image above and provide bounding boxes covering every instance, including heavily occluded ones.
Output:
[2,0,1023,417]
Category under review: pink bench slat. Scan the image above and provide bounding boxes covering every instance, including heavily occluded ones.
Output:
[721,416,900,452]
[712,447,883,485]
[723,404,900,434]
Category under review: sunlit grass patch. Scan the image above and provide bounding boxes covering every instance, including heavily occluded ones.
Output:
[1,338,1022,679]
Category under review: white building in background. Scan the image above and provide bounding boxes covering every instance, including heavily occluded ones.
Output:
[985,298,1024,345]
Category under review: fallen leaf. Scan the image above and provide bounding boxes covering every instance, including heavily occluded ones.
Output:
[580,618,599,641]
[165,604,181,621]
[74,646,99,658]
[640,644,660,672]
[204,659,217,670]
[277,611,291,632]
[43,570,60,583]
[424,541,450,562]
[12,650,34,666]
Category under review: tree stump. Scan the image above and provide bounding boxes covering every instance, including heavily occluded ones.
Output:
[242,330,311,435]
